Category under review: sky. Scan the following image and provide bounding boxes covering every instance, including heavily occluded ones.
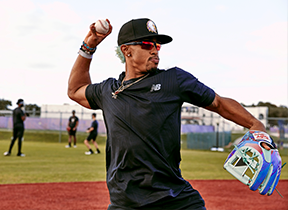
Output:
[0,0,287,109]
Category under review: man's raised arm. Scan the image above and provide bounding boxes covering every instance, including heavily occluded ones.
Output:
[67,19,112,109]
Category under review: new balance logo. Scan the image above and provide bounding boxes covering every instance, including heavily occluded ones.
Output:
[150,84,161,92]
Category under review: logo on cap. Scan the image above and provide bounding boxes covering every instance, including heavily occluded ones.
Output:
[146,20,157,33]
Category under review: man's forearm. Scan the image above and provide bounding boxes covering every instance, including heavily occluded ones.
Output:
[205,94,266,132]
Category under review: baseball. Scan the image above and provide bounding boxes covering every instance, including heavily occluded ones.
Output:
[95,19,109,34]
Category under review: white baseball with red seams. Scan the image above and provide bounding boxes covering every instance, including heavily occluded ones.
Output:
[95,19,109,34]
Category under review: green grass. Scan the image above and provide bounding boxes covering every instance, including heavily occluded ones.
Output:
[0,129,106,144]
[0,140,107,184]
[0,130,287,184]
[181,150,232,179]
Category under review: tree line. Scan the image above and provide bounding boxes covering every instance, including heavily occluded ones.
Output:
[0,99,41,116]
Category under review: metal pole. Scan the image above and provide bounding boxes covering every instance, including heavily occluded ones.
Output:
[222,119,225,147]
[216,122,219,149]
[59,112,62,143]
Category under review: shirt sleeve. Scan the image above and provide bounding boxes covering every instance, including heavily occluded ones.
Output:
[85,83,103,110]
[175,67,215,107]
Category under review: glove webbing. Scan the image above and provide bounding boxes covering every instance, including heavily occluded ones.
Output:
[234,145,260,177]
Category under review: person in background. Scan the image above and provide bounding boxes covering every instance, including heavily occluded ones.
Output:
[66,110,79,148]
[4,99,28,157]
[84,113,100,155]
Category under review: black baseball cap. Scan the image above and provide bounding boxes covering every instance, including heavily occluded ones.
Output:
[117,18,172,45]
[16,99,24,105]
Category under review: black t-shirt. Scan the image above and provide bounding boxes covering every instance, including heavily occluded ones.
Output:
[90,120,98,135]
[13,107,25,128]
[85,67,215,208]
[68,116,79,128]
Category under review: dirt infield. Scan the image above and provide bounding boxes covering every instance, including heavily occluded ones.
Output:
[0,180,287,210]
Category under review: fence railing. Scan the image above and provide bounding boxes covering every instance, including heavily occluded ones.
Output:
[1,110,287,148]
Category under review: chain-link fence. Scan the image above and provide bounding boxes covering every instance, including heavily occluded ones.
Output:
[1,109,287,151]
[0,110,106,143]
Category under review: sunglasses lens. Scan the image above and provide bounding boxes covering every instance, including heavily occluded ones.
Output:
[156,43,161,51]
[141,42,154,50]
[141,42,161,51]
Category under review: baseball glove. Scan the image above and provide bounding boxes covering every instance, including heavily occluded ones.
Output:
[223,130,282,196]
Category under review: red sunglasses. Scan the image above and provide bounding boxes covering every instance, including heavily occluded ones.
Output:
[124,41,161,51]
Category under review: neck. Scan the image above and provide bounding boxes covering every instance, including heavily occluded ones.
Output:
[124,71,147,81]
[124,64,147,81]
[124,65,157,81]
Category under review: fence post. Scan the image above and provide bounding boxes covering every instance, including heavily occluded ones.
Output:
[59,112,62,143]
[216,122,219,148]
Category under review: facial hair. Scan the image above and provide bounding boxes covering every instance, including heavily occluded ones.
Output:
[147,67,158,74]
[147,56,159,74]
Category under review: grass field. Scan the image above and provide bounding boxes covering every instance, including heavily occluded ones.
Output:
[0,130,287,184]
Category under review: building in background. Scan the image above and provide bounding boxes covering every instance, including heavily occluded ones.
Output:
[1,103,268,134]
[181,102,268,132]
[40,103,268,132]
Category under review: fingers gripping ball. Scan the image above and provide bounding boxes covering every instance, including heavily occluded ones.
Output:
[95,19,109,34]
[223,130,282,196]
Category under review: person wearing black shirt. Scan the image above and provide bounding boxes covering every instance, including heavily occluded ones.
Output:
[84,113,100,155]
[66,110,79,148]
[67,18,267,209]
[4,99,27,157]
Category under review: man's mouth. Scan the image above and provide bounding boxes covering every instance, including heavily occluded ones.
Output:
[149,56,159,64]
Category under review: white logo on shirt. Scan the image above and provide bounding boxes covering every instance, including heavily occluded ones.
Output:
[150,84,161,92]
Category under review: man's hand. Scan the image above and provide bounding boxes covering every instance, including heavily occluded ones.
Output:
[84,19,112,48]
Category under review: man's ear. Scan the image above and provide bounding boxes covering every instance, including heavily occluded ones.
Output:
[121,45,130,57]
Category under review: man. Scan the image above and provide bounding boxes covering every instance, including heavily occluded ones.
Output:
[65,110,79,148]
[4,99,27,157]
[84,113,100,155]
[68,18,266,209]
